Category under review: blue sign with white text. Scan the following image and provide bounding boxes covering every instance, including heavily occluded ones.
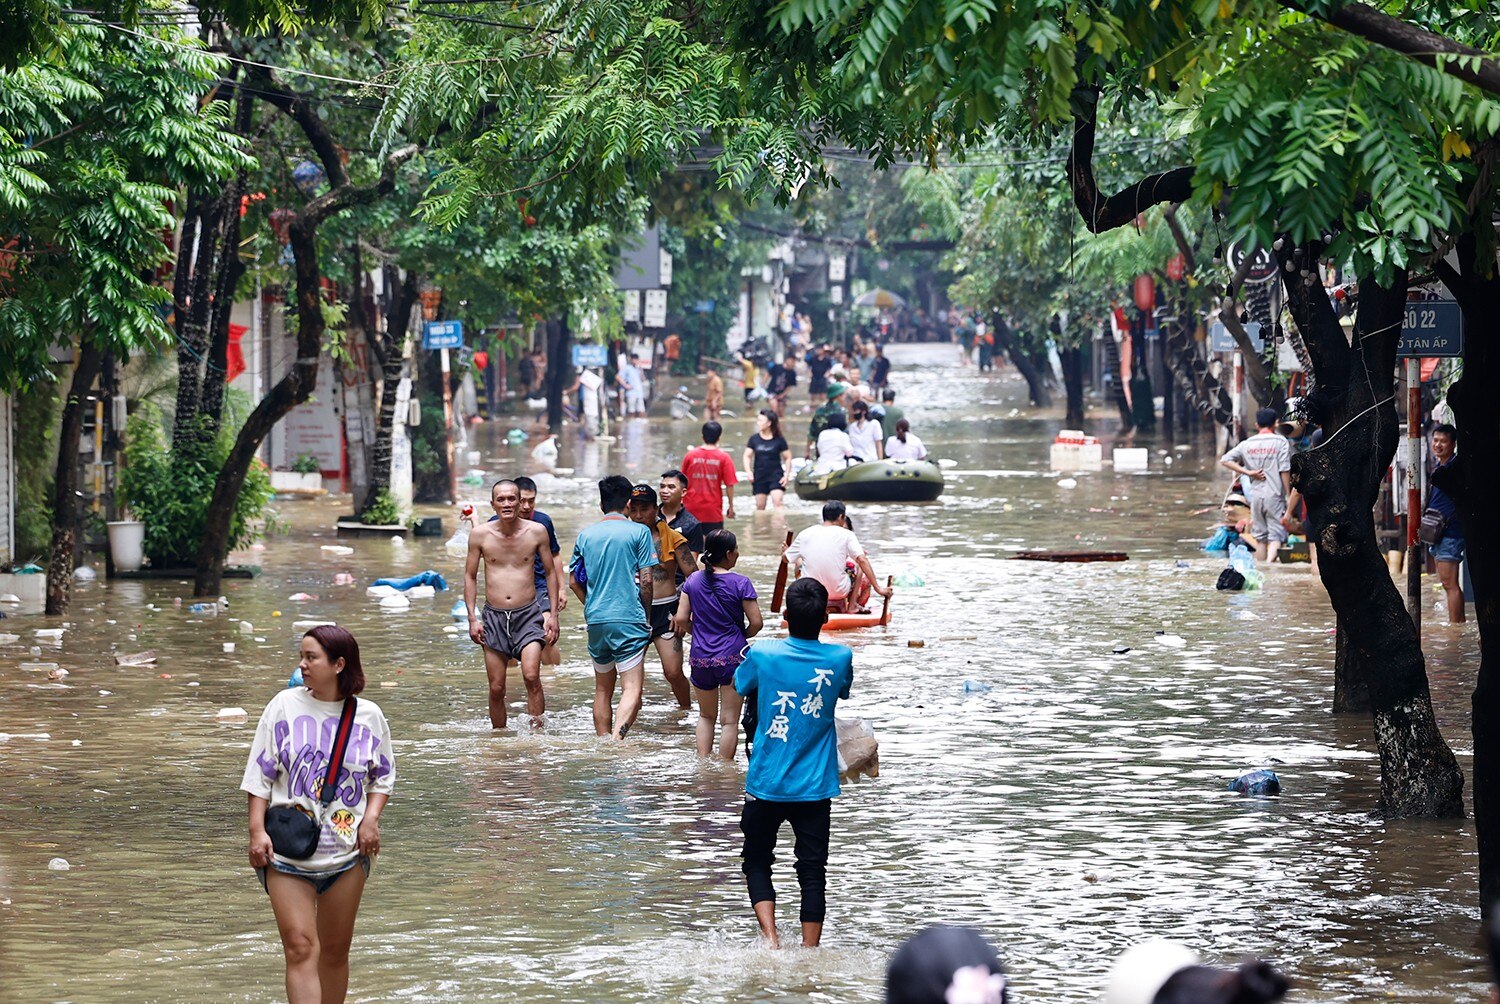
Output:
[572,343,609,368]
[1397,301,1462,358]
[422,320,464,350]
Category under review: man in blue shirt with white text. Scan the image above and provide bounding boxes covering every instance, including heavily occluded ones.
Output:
[734,577,853,949]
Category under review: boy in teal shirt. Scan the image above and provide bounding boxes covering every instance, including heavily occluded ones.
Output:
[570,475,657,739]
[734,577,853,948]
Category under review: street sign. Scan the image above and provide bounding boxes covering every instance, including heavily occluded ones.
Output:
[1397,300,1463,357]
[1209,320,1264,353]
[422,320,463,350]
[1227,239,1277,283]
[571,343,609,368]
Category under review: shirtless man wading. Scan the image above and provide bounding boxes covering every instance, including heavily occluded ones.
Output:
[465,479,560,729]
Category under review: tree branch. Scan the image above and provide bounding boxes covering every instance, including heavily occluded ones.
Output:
[304,144,420,225]
[1162,204,1196,273]
[1067,85,1196,233]
[1289,0,1500,100]
[245,69,351,190]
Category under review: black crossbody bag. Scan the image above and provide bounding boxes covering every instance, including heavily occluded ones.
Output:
[264,696,357,860]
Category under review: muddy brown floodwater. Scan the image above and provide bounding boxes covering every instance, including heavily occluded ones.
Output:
[0,344,1485,1002]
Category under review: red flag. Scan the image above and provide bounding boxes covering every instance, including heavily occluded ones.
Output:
[227,323,247,383]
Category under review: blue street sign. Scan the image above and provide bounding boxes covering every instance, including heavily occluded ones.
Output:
[1397,301,1462,358]
[571,343,609,368]
[1209,320,1264,353]
[422,320,464,350]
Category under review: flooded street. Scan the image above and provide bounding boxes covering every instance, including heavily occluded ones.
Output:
[0,344,1484,1002]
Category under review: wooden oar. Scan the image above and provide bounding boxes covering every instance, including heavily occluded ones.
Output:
[878,576,895,626]
[770,529,794,613]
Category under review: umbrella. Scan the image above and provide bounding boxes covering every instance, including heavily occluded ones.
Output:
[851,288,906,309]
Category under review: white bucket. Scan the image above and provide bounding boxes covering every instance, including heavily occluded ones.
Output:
[107,521,146,572]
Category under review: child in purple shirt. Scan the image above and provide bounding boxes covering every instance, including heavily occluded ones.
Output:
[675,529,763,759]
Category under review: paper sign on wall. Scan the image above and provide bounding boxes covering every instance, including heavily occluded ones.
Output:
[643,289,667,328]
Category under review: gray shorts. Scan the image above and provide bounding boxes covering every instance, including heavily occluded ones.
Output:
[1252,494,1289,544]
[483,597,548,660]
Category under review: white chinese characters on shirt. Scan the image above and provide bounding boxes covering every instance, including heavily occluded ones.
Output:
[765,666,837,743]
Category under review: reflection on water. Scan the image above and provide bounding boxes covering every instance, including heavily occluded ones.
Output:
[0,345,1484,1001]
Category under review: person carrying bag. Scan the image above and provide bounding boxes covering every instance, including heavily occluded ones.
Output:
[243,626,395,1004]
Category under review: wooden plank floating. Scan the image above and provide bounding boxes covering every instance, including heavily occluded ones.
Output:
[1011,551,1129,563]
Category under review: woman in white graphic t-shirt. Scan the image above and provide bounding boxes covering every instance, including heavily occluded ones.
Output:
[243,625,395,1003]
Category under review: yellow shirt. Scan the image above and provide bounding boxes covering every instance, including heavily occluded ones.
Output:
[654,520,689,566]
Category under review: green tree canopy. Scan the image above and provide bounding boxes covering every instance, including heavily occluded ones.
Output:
[0,21,250,389]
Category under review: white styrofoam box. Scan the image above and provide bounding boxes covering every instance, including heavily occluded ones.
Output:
[1051,442,1103,472]
[1113,447,1149,472]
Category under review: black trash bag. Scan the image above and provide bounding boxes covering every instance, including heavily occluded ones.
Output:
[1216,567,1246,591]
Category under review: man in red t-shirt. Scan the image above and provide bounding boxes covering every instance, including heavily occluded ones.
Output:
[681,421,738,531]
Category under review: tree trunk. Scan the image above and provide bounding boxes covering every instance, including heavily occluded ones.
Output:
[199,93,253,433]
[367,269,419,501]
[546,316,572,432]
[199,176,246,432]
[1281,248,1463,817]
[188,93,417,595]
[45,342,103,615]
[171,191,226,447]
[1332,615,1372,713]
[1061,346,1085,427]
[1433,234,1500,909]
[995,317,1051,407]
[193,212,329,596]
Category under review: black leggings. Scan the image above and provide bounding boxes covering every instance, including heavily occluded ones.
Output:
[739,797,831,923]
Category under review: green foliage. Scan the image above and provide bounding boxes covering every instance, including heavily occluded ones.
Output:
[0,20,250,390]
[359,488,401,526]
[1,0,387,70]
[12,383,59,563]
[409,386,450,502]
[290,453,321,474]
[120,404,274,567]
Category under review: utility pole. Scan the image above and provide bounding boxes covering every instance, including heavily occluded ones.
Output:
[1405,356,1422,641]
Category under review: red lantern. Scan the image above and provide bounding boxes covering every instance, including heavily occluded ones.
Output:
[473,350,489,371]
[1166,254,1187,281]
[1133,274,1156,313]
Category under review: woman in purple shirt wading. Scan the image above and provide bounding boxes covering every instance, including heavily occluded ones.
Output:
[674,529,764,759]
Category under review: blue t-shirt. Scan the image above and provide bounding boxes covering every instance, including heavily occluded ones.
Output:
[735,637,853,802]
[531,510,560,592]
[569,514,656,625]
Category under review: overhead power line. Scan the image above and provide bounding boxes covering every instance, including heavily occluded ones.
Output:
[91,21,396,89]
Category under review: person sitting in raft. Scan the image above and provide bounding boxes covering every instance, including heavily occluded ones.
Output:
[783,500,892,614]
[847,399,884,462]
[810,412,860,475]
[885,419,927,461]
